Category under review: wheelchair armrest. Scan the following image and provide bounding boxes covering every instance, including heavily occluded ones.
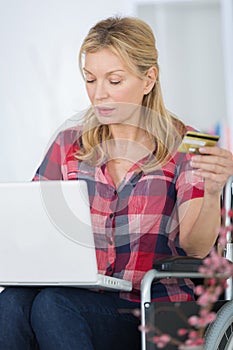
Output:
[141,257,205,307]
[153,256,203,273]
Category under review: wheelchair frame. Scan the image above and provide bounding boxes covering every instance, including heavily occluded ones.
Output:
[140,175,233,350]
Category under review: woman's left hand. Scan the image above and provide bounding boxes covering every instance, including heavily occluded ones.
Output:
[190,146,233,196]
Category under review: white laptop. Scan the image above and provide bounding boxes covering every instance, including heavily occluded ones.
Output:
[0,180,132,291]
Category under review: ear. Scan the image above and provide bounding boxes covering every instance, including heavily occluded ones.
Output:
[144,67,158,95]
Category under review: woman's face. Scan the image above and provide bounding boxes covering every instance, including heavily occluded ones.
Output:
[83,48,150,125]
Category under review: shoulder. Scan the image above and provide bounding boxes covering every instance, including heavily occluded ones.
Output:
[54,125,84,147]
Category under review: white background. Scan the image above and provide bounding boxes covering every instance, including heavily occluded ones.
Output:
[1,0,233,182]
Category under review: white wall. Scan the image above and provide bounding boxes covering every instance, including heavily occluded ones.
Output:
[1,0,232,183]
[137,0,226,132]
[220,0,233,149]
[0,0,135,182]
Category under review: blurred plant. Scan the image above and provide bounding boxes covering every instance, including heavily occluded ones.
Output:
[136,208,233,349]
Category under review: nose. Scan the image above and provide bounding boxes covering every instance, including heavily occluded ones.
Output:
[94,81,109,102]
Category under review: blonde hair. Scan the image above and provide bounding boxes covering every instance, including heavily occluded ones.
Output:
[77,16,186,170]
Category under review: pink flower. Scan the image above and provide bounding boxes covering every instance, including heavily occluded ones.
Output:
[194,285,204,295]
[184,338,194,346]
[152,335,170,348]
[198,318,208,327]
[138,325,149,333]
[160,334,171,342]
[199,309,208,317]
[209,278,216,286]
[205,312,217,323]
[197,293,210,306]
[196,338,204,345]
[189,331,198,339]
[178,328,188,336]
[152,336,160,343]
[132,309,141,317]
[188,316,199,326]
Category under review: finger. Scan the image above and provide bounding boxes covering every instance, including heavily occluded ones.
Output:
[193,169,228,184]
[191,155,233,169]
[198,146,232,159]
[191,163,226,175]
[191,162,233,180]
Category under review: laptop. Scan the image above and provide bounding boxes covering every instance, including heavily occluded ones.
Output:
[0,180,132,291]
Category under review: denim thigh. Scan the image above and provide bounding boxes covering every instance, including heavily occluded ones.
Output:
[31,287,141,350]
[0,287,40,350]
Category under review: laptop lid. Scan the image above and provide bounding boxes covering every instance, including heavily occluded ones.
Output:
[0,181,132,291]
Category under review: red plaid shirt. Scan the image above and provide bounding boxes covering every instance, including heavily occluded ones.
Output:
[33,125,204,302]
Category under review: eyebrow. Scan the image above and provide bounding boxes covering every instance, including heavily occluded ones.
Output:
[83,68,125,75]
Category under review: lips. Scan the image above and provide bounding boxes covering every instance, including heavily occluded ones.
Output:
[96,106,116,116]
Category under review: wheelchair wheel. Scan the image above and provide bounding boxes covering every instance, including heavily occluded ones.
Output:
[204,300,233,350]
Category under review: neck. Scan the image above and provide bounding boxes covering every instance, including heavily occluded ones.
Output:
[109,124,145,141]
[106,124,155,163]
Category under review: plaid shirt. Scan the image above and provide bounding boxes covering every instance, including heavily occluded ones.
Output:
[33,125,204,302]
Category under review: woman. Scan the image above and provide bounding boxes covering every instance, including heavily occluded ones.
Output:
[0,16,232,350]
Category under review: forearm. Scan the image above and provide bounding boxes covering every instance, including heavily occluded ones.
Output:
[180,194,221,258]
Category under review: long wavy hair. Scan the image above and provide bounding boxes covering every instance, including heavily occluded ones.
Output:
[76,16,186,171]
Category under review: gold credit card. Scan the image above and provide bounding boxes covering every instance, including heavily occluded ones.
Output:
[178,131,220,154]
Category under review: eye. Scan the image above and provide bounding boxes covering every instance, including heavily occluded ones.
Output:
[84,73,96,84]
[86,79,96,84]
[110,80,121,85]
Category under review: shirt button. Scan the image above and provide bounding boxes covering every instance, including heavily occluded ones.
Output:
[107,238,113,245]
[107,265,113,272]
[109,213,114,219]
[114,190,117,195]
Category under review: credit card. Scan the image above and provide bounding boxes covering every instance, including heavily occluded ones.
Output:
[178,131,220,154]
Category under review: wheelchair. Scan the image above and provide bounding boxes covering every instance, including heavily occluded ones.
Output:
[140,175,233,350]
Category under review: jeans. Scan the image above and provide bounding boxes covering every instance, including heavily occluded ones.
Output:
[0,287,141,350]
